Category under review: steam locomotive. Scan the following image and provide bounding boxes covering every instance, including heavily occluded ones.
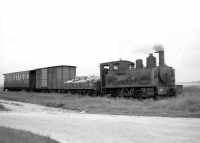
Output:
[3,50,182,99]
[100,50,180,99]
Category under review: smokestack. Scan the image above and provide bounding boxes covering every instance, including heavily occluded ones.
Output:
[153,44,165,66]
[155,51,164,66]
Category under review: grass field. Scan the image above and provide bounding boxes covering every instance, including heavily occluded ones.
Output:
[0,104,6,110]
[0,104,9,111]
[0,86,200,118]
[0,87,3,92]
[0,126,60,143]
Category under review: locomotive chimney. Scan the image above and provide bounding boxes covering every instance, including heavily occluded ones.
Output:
[155,51,164,66]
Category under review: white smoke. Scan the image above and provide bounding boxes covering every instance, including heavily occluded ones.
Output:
[153,44,164,52]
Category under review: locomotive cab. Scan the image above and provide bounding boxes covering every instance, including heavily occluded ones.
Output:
[100,60,135,93]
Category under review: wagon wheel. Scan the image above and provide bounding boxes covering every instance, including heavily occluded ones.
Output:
[138,93,144,101]
[82,90,86,95]
[119,88,129,98]
[141,88,147,100]
[90,91,94,97]
[129,88,136,98]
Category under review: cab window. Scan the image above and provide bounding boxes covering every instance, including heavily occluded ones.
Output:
[129,64,134,70]
[113,64,119,71]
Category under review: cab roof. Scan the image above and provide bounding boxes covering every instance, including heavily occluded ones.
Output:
[100,60,134,65]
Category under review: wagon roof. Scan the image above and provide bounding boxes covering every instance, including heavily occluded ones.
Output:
[3,70,31,75]
[3,65,76,75]
[35,65,76,70]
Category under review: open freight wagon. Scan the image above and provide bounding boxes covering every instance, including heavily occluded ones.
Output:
[35,65,76,92]
[64,76,100,89]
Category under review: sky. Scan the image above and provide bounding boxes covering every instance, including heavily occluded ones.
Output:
[1,0,200,84]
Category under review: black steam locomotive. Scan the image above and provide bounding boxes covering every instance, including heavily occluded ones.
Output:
[100,50,182,99]
[3,50,182,99]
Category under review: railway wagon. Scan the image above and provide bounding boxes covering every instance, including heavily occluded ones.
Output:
[3,65,76,92]
[63,76,101,95]
[3,70,36,91]
[35,65,76,92]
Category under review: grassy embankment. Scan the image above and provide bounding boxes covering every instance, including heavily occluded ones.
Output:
[0,87,3,91]
[0,86,200,117]
[0,126,60,143]
[0,87,9,111]
[0,104,8,111]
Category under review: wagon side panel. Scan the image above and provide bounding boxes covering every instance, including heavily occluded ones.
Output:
[63,67,70,89]
[56,67,62,89]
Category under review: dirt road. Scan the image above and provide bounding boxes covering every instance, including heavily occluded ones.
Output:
[0,99,200,143]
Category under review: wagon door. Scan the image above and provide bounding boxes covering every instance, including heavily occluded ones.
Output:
[41,68,47,88]
[48,68,52,89]
[57,67,63,89]
[29,70,36,89]
[52,68,56,89]
[36,70,42,88]
[63,67,70,82]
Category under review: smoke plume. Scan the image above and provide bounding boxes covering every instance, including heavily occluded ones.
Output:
[153,44,164,52]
